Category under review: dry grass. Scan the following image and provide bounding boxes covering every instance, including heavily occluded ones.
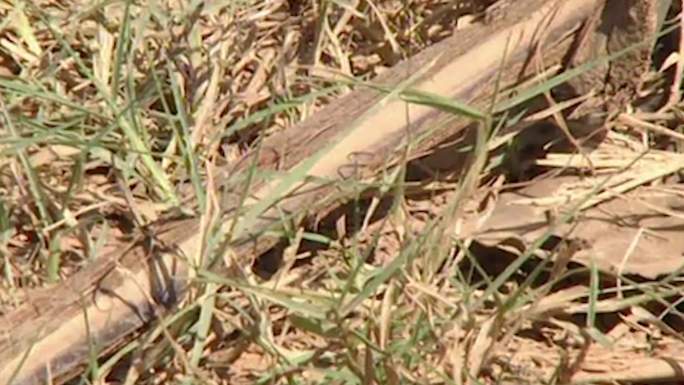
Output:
[2,0,684,384]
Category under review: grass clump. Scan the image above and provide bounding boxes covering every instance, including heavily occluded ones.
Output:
[3,1,684,385]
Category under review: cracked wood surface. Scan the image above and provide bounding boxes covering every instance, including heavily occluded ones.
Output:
[0,0,660,383]
[562,0,660,121]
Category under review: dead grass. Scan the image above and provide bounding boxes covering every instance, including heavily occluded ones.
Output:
[2,0,684,384]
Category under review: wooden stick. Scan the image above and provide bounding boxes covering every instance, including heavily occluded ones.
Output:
[0,1,600,383]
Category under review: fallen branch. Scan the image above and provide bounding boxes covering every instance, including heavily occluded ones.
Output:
[0,0,603,383]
